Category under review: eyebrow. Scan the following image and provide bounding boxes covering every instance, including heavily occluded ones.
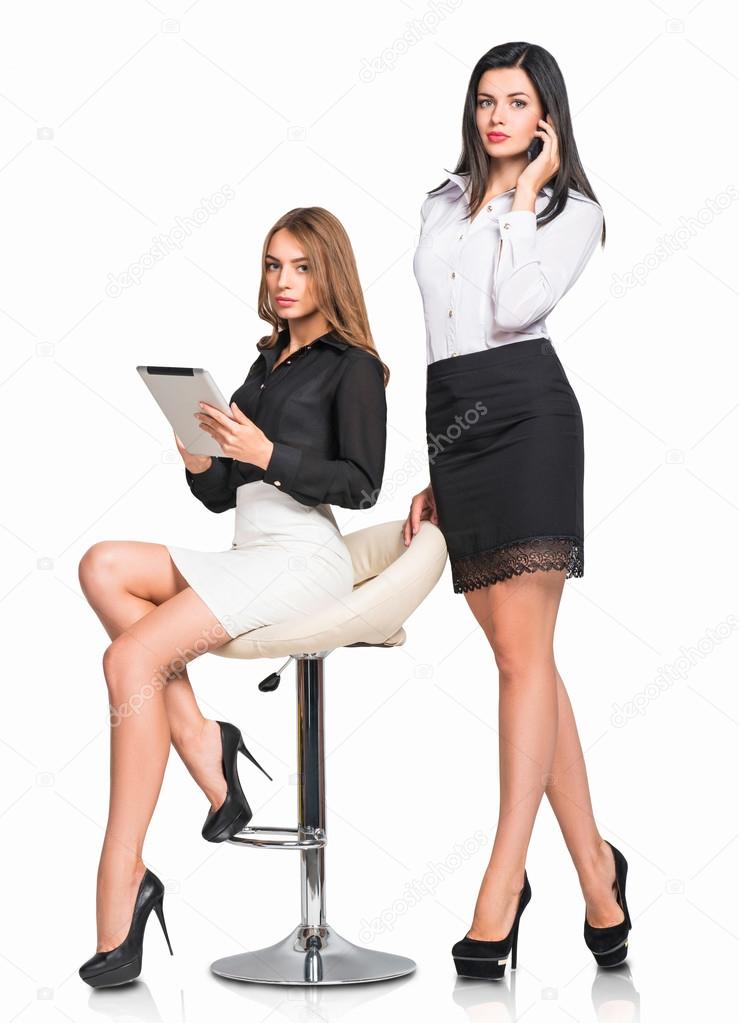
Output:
[265,254,309,262]
[478,91,530,98]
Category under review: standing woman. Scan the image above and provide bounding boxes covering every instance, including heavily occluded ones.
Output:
[405,42,631,977]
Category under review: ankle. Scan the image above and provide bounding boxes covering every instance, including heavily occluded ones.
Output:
[578,838,615,886]
[171,716,210,751]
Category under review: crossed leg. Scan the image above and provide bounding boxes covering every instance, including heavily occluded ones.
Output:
[462,568,624,940]
[78,540,237,953]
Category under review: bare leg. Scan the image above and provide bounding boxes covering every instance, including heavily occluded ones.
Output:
[462,570,563,940]
[78,541,234,952]
[542,667,624,927]
[79,542,230,808]
[463,570,623,939]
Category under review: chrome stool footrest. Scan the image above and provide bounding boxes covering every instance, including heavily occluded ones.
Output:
[229,825,326,850]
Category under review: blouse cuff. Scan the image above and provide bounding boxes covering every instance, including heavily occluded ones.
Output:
[497,210,538,268]
[185,456,228,496]
[263,441,302,493]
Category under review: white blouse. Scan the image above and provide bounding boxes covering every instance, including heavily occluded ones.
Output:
[413,171,604,364]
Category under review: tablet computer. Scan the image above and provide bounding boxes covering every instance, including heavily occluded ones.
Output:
[137,365,232,458]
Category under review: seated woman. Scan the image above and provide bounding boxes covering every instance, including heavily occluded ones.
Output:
[77,207,388,988]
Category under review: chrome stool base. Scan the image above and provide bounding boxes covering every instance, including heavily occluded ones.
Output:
[211,922,416,985]
[209,654,416,986]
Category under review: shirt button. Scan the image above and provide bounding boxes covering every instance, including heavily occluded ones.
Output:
[273,480,282,487]
[487,204,493,211]
[451,271,456,278]
[451,352,458,357]
[458,234,463,240]
[286,360,291,365]
[448,309,453,317]
[502,222,510,229]
[260,383,265,389]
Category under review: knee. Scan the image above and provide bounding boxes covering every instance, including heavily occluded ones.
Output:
[491,637,525,681]
[102,634,150,699]
[78,541,118,595]
[490,636,553,684]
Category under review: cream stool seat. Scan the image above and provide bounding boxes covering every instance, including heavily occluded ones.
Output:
[208,518,447,985]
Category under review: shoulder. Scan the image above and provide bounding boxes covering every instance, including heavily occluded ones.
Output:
[342,346,384,372]
[338,347,385,391]
[420,176,463,222]
[562,187,604,224]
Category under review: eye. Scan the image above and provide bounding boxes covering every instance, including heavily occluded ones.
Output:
[297,264,309,273]
[478,98,492,108]
[512,99,526,108]
[266,260,279,270]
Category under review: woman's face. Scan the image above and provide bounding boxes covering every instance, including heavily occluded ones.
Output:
[264,228,318,320]
[474,67,544,160]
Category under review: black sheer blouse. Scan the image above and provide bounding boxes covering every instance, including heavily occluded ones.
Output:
[185,328,387,513]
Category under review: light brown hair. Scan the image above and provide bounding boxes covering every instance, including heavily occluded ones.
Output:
[256,207,390,387]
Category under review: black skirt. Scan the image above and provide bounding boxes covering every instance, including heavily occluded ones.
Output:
[426,337,584,594]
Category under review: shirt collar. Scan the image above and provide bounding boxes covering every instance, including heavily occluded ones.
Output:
[256,327,350,370]
[442,171,553,200]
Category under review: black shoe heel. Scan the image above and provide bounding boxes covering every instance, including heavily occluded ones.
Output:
[510,916,521,971]
[238,734,272,781]
[584,840,632,967]
[79,868,172,988]
[451,871,531,980]
[153,897,174,955]
[202,720,273,844]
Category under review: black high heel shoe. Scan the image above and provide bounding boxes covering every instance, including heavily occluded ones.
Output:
[79,867,173,988]
[201,720,273,843]
[451,871,531,980]
[584,840,632,967]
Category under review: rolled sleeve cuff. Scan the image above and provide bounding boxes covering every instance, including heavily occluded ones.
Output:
[263,441,302,492]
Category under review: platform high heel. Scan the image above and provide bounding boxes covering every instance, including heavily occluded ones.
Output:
[201,720,273,843]
[583,840,632,967]
[79,868,173,988]
[451,871,531,980]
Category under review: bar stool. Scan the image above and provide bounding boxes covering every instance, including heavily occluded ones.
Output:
[207,518,447,985]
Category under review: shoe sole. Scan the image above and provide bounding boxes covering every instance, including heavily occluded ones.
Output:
[203,806,251,843]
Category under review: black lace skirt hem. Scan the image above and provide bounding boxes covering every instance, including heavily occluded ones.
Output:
[450,535,584,594]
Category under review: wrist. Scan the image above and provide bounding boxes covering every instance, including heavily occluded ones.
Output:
[256,439,274,471]
[512,185,538,212]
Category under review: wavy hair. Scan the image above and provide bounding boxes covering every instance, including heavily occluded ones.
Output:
[256,207,390,386]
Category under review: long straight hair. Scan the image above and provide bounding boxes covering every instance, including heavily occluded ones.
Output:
[256,207,390,387]
[431,41,606,245]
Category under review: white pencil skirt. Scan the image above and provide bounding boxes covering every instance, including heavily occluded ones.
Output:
[166,480,355,640]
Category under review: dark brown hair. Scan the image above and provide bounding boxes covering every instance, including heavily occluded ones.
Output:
[430,41,605,245]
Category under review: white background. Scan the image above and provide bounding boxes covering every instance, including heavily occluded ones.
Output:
[3,0,737,1019]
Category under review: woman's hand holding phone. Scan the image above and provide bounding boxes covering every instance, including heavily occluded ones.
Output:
[515,113,560,198]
